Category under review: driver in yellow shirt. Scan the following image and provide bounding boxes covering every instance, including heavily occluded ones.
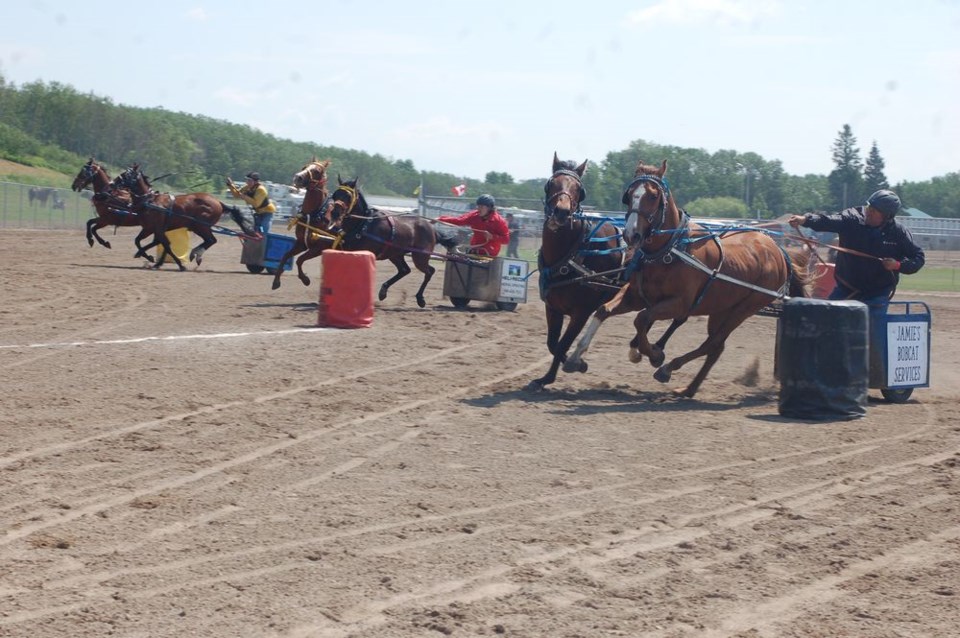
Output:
[227,171,277,235]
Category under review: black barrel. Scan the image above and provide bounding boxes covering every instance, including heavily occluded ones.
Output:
[777,298,869,420]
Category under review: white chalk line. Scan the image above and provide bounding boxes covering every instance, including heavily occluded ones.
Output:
[0,327,333,350]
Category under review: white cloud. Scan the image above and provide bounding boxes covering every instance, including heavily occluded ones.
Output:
[186,7,208,22]
[627,0,781,27]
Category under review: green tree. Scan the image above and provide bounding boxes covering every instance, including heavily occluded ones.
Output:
[863,141,889,194]
[684,196,749,218]
[827,124,864,210]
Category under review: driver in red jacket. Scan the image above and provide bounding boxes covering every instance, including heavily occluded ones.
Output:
[437,194,510,256]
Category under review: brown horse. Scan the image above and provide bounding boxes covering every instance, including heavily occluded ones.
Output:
[527,154,628,389]
[71,158,153,257]
[325,177,457,307]
[565,159,814,398]
[271,158,337,290]
[117,165,255,271]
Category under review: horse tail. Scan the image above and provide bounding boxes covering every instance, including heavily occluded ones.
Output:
[785,244,817,298]
[434,225,460,250]
[223,203,256,237]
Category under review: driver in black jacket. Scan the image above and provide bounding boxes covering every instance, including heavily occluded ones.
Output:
[788,189,925,320]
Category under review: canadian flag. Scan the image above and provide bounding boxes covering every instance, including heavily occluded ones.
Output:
[450,183,467,197]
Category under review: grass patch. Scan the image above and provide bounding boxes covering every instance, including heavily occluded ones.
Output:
[899,267,960,293]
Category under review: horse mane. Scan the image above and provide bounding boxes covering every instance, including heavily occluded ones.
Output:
[634,159,667,176]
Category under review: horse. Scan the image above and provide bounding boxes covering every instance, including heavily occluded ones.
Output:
[324,176,457,308]
[71,158,153,258]
[565,159,815,398]
[270,158,337,290]
[526,154,628,389]
[28,186,54,207]
[117,165,256,271]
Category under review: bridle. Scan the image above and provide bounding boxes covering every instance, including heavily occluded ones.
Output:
[543,169,586,227]
[622,174,670,243]
[327,184,364,227]
[297,163,329,191]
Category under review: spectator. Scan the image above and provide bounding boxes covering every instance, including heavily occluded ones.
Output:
[506,212,521,258]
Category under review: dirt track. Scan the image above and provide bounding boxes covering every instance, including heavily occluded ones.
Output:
[1,228,958,638]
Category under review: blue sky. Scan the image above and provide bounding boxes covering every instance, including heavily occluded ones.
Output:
[2,0,958,184]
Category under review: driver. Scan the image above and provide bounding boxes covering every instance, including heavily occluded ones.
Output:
[788,189,925,319]
[437,194,510,257]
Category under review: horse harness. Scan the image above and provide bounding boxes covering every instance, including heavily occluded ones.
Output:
[622,174,791,313]
[330,184,396,257]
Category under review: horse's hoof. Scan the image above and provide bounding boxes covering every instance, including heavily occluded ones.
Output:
[650,347,665,368]
[87,238,94,247]
[378,288,388,301]
[298,277,310,287]
[628,348,643,364]
[144,255,155,264]
[416,296,426,309]
[104,242,112,250]
[526,379,548,391]
[271,280,281,290]
[654,366,672,383]
[563,359,587,374]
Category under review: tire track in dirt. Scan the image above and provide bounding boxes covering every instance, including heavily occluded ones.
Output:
[11,424,955,630]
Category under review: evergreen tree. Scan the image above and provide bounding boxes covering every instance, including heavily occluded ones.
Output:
[863,141,889,194]
[827,124,864,210]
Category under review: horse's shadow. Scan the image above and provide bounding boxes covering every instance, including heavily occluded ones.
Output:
[463,384,781,416]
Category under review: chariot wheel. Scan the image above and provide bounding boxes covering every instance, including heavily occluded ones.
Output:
[880,387,913,403]
[450,297,470,308]
[246,264,265,274]
[495,301,518,312]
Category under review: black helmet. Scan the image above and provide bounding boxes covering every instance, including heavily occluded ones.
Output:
[866,189,901,219]
[476,194,496,208]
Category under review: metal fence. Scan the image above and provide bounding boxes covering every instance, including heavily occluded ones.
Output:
[0,181,93,230]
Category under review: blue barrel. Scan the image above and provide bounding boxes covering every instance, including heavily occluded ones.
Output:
[777,298,869,420]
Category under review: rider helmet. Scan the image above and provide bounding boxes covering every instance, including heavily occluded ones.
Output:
[866,189,901,219]
[476,194,496,209]
[246,171,261,181]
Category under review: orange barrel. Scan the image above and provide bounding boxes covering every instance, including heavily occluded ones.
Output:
[318,250,376,328]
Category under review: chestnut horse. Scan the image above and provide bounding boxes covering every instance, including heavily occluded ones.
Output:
[565,160,814,398]
[270,159,337,290]
[325,177,457,307]
[527,154,627,389]
[117,165,255,270]
[72,158,153,258]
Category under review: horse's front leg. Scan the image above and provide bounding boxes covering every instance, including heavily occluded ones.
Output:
[528,307,565,390]
[529,307,591,390]
[86,218,110,248]
[294,246,325,288]
[379,257,411,302]
[271,245,301,290]
[564,282,639,373]
[133,228,155,263]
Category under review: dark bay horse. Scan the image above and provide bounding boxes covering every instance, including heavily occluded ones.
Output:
[325,177,456,308]
[71,158,152,257]
[118,165,255,271]
[565,159,814,398]
[28,187,54,207]
[271,158,337,290]
[527,154,627,390]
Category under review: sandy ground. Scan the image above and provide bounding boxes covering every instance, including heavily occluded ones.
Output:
[1,228,958,638]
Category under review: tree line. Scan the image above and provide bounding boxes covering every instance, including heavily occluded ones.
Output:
[0,75,956,218]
